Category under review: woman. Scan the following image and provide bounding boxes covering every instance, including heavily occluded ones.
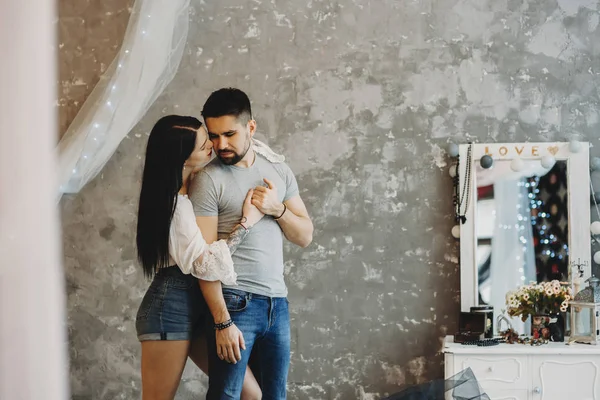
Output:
[135,115,262,399]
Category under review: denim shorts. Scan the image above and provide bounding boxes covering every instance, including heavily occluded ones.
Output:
[135,266,208,341]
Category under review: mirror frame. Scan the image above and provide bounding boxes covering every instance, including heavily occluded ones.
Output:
[458,142,591,312]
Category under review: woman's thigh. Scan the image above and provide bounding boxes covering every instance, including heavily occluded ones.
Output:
[141,340,190,400]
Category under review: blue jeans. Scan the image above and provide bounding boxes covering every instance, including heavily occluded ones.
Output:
[207,289,290,400]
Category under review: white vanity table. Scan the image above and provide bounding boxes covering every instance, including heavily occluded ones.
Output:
[447,141,600,399]
[443,335,600,399]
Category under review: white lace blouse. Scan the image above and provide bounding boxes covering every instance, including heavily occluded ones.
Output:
[166,194,237,285]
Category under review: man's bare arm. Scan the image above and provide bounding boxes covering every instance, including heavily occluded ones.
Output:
[274,195,313,248]
[251,178,313,248]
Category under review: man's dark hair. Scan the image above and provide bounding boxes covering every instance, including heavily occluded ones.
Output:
[201,87,252,123]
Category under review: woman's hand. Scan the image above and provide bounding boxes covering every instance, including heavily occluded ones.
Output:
[242,189,264,227]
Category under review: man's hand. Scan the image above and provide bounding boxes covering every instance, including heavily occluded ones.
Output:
[216,324,246,364]
[252,178,285,217]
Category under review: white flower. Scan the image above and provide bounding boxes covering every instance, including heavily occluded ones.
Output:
[553,286,561,295]
[523,293,530,301]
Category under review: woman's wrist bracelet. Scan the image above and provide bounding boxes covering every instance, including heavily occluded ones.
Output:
[240,216,250,231]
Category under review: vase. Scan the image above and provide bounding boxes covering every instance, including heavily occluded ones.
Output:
[531,314,551,340]
[531,313,564,342]
[548,313,565,342]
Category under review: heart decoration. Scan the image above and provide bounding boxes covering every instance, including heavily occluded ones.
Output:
[547,145,559,155]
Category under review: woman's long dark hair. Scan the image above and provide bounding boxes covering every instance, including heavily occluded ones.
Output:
[136,115,202,278]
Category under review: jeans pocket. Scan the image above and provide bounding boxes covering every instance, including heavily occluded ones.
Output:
[136,289,157,321]
[168,275,193,290]
[137,276,169,321]
[223,293,248,312]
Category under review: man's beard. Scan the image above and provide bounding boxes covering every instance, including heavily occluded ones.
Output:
[218,137,252,165]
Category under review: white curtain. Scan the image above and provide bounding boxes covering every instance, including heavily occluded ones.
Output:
[489,178,537,335]
[56,0,191,199]
[0,0,68,398]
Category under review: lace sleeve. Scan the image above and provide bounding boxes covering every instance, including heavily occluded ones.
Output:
[170,196,237,285]
[191,239,237,286]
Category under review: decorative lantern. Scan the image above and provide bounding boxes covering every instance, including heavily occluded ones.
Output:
[568,276,600,345]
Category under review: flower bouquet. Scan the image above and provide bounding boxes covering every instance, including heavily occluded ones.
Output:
[505,280,572,341]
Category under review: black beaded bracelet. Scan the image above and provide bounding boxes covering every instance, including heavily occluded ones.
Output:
[214,319,234,330]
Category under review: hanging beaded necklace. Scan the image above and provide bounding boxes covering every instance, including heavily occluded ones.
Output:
[453,143,472,224]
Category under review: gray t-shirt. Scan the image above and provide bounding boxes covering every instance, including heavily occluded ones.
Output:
[188,153,299,297]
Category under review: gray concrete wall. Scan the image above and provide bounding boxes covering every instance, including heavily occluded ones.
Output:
[59,0,600,398]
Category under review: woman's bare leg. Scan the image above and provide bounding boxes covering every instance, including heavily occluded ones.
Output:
[141,340,190,400]
[189,335,262,400]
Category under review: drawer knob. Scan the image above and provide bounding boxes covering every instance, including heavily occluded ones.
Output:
[533,387,541,394]
[487,366,494,372]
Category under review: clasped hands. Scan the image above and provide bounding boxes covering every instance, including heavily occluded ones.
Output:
[249,178,284,218]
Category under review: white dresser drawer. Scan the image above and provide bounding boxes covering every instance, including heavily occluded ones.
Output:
[484,388,529,400]
[455,355,527,390]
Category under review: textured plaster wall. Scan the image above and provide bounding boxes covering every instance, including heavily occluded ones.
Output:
[59,0,600,398]
[57,0,134,139]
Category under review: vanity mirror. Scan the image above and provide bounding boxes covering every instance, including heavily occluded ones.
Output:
[456,142,591,335]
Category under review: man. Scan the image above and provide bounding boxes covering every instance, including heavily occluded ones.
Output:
[189,88,313,399]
